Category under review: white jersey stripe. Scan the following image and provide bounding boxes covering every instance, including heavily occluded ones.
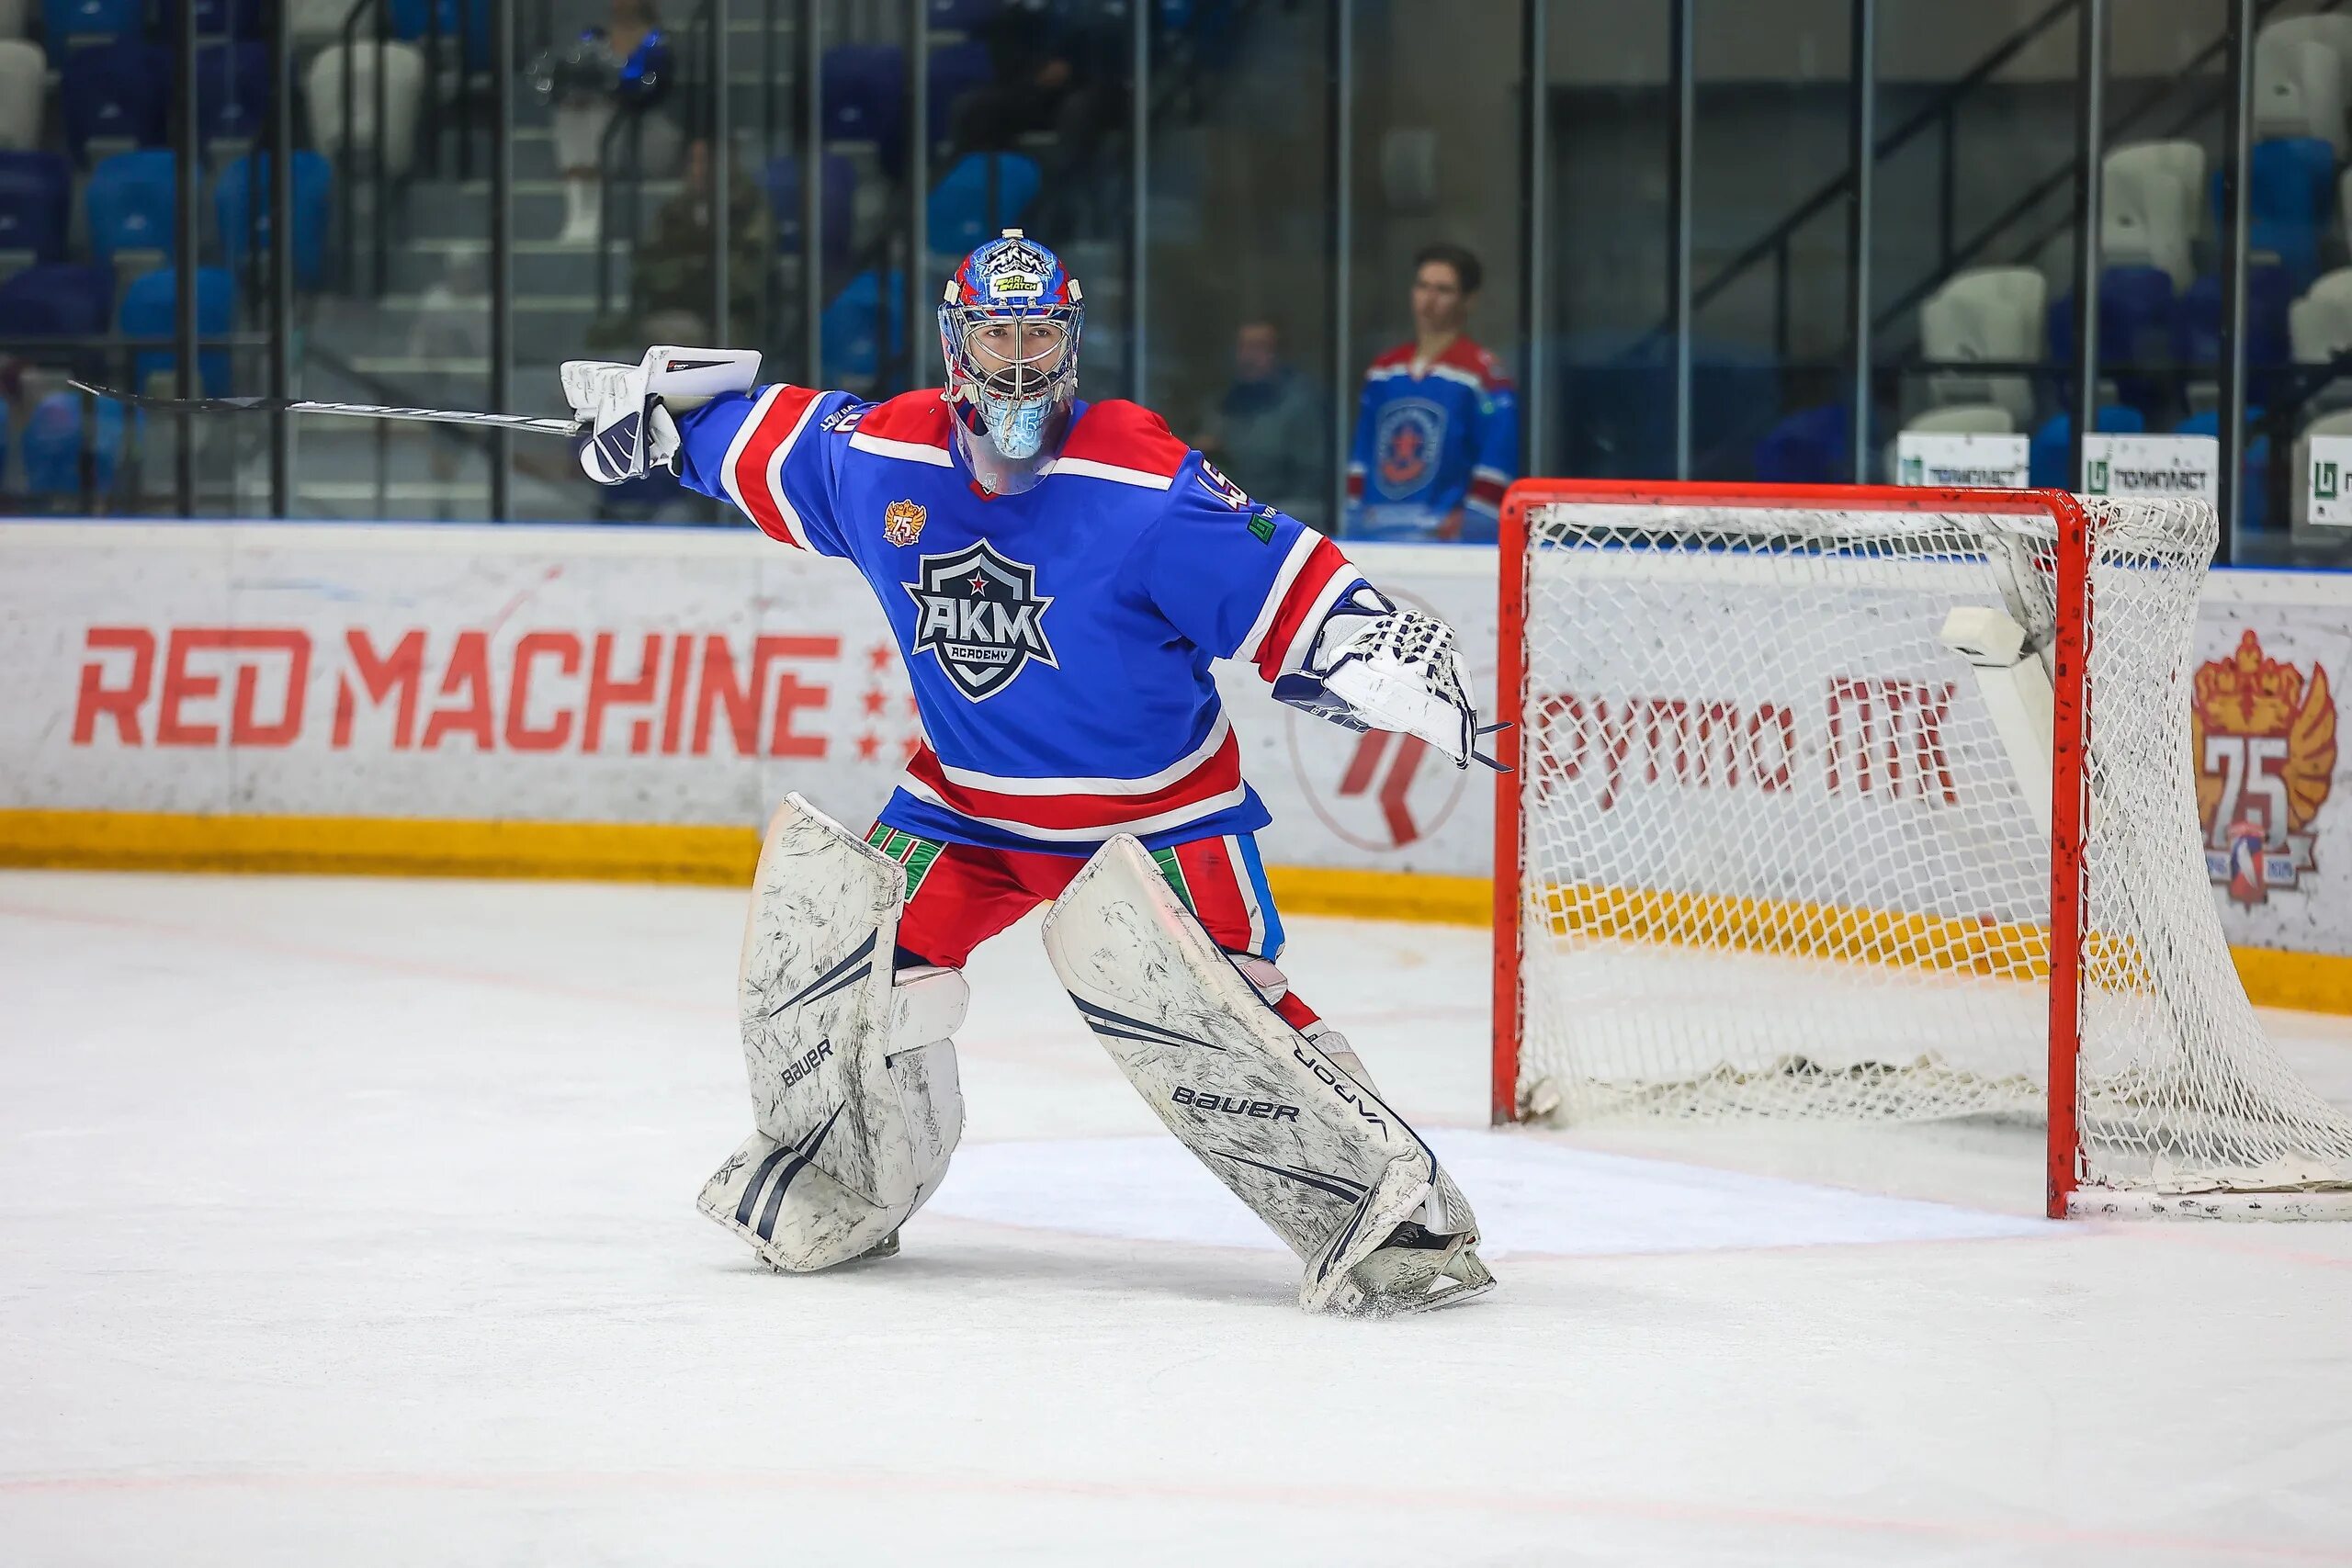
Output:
[717,385,783,532]
[1270,566,1360,679]
[929,713,1234,796]
[1229,834,1266,954]
[847,431,956,467]
[761,393,828,552]
[897,775,1252,843]
[1045,456,1177,491]
[1233,530,1321,666]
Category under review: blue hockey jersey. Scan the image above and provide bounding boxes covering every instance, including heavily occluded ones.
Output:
[672,385,1367,853]
[1344,335,1517,543]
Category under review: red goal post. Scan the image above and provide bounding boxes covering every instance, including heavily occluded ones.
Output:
[1490,479,2352,1220]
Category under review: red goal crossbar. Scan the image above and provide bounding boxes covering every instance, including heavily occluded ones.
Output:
[1490,479,2096,1220]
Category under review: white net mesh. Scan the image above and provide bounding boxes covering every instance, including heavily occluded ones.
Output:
[1510,493,2352,1205]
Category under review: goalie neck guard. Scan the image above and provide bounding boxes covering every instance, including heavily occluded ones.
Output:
[939,230,1084,497]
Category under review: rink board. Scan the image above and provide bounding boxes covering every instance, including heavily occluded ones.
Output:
[0,518,2346,1010]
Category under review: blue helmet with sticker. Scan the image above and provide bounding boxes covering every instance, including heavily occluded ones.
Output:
[938,229,1084,496]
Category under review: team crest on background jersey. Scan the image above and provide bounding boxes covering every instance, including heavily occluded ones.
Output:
[1374,399,1445,498]
[904,541,1057,700]
[2191,628,2335,905]
[883,499,928,547]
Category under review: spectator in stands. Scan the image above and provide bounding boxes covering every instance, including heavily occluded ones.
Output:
[535,0,676,244]
[1193,316,1324,524]
[590,137,768,350]
[945,0,1125,221]
[1344,243,1516,543]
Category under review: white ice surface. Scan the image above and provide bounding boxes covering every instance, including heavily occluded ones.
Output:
[3,869,2350,1567]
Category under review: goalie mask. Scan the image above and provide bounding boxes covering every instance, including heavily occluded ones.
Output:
[939,230,1083,496]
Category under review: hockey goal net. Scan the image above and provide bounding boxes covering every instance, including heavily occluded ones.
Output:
[1492,480,2352,1218]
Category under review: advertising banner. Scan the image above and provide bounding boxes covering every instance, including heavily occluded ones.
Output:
[4,521,2349,961]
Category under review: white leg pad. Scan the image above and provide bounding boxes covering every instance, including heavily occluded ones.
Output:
[695,795,967,1272]
[1039,835,1492,1315]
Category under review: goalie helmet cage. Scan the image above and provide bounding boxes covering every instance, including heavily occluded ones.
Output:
[1490,479,2352,1220]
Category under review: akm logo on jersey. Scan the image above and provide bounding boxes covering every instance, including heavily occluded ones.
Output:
[2191,628,2336,905]
[904,540,1057,700]
[1374,399,1445,498]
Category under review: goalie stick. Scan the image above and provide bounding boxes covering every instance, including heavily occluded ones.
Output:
[66,380,587,439]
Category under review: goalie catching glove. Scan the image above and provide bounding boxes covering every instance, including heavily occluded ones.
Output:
[1274,587,1509,771]
[560,345,762,483]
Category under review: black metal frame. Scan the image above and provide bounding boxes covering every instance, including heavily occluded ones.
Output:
[93,0,2290,554]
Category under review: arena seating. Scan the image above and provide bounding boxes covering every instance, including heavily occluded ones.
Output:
[305,41,428,181]
[40,0,141,58]
[2030,405,2146,490]
[197,41,272,159]
[214,152,334,289]
[119,265,234,397]
[0,40,41,151]
[62,40,170,164]
[823,44,909,172]
[18,389,128,494]
[85,150,178,271]
[929,152,1042,254]
[2102,141,2202,288]
[161,0,264,38]
[763,152,856,270]
[822,268,907,386]
[0,151,68,278]
[1919,266,2044,427]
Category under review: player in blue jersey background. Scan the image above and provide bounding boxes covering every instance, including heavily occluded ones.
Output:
[1344,243,1518,544]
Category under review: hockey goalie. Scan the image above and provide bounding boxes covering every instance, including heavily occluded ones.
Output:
[562,231,1496,1315]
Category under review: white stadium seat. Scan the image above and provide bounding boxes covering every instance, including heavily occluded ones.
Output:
[1918,266,2045,428]
[2260,15,2352,132]
[2102,141,2203,288]
[0,0,28,39]
[0,40,41,152]
[1903,403,2016,435]
[2255,34,2346,155]
[305,42,427,182]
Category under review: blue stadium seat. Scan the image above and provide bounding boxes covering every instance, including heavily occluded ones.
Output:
[86,150,179,268]
[2177,265,2295,400]
[41,0,142,57]
[62,42,171,164]
[822,44,907,170]
[928,152,1042,254]
[19,389,128,496]
[2211,137,2335,292]
[388,0,491,68]
[162,0,266,35]
[763,152,855,269]
[197,42,272,152]
[0,263,112,337]
[119,265,235,396]
[2028,405,2145,490]
[925,39,995,147]
[1752,402,1851,485]
[2046,264,2177,416]
[926,0,997,29]
[821,269,906,386]
[0,151,72,273]
[214,152,334,289]
[2177,406,2272,531]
